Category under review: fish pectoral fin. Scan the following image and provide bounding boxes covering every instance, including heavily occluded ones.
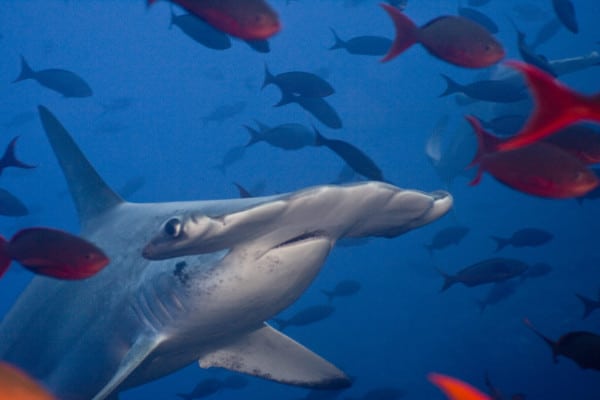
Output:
[92,334,165,400]
[198,323,351,389]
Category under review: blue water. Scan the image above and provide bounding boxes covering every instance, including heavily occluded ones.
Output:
[1,0,599,399]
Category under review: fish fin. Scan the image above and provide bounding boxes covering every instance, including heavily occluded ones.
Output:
[0,236,11,279]
[38,106,124,231]
[198,323,351,389]
[439,75,463,97]
[380,4,418,63]
[233,182,252,198]
[262,63,275,90]
[436,268,456,292]
[522,318,558,361]
[12,55,35,83]
[465,115,501,167]
[243,125,261,147]
[489,236,509,252]
[575,293,599,319]
[429,373,490,400]
[0,136,36,175]
[91,334,165,400]
[329,28,346,50]
[499,60,598,151]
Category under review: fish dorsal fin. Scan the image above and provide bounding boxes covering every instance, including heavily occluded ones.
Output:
[38,106,124,229]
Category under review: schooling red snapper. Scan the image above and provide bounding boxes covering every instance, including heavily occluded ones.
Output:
[148,0,280,40]
[380,3,504,68]
[0,227,109,280]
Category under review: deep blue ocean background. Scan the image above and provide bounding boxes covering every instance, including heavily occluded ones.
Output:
[1,0,600,399]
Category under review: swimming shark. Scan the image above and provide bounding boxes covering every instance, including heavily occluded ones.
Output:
[0,106,452,400]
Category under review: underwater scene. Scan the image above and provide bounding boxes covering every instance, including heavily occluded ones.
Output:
[0,0,599,399]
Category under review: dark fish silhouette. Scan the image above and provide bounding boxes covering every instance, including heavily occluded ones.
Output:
[344,387,405,400]
[214,145,246,174]
[315,129,383,181]
[457,7,499,34]
[476,281,519,313]
[0,137,36,176]
[329,28,392,56]
[439,75,527,103]
[524,319,600,370]
[481,115,527,136]
[509,19,556,77]
[552,0,578,33]
[244,121,316,150]
[380,4,504,68]
[438,258,529,292]
[490,228,553,252]
[232,182,252,198]
[263,65,335,98]
[202,101,246,125]
[13,55,92,98]
[425,226,469,254]
[277,94,343,129]
[322,280,361,303]
[575,290,600,319]
[520,262,552,282]
[272,304,335,330]
[0,189,28,217]
[170,10,232,50]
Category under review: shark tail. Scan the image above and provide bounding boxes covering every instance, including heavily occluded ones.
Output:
[329,28,346,50]
[12,55,35,83]
[0,236,11,279]
[439,75,464,97]
[0,136,36,175]
[575,293,599,319]
[490,236,510,252]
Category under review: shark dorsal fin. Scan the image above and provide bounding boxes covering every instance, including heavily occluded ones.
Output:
[38,106,124,228]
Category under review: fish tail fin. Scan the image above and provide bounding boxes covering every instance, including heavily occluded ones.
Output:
[0,136,36,175]
[321,289,334,303]
[439,75,463,97]
[522,318,559,362]
[489,236,509,252]
[428,373,490,400]
[243,125,261,147]
[380,4,418,63]
[465,115,501,167]
[12,55,35,83]
[0,236,11,279]
[272,318,287,331]
[436,268,456,292]
[329,28,345,50]
[262,63,275,90]
[499,60,600,151]
[575,293,599,319]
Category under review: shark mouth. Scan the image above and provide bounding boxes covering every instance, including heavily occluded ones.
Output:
[273,230,329,249]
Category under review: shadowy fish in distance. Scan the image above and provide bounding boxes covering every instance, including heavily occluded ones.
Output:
[0,227,109,280]
[476,280,519,313]
[425,226,469,255]
[575,290,600,319]
[439,75,527,103]
[148,0,280,40]
[263,65,335,98]
[272,304,335,331]
[12,55,92,98]
[169,9,232,50]
[490,228,553,252]
[530,18,562,50]
[457,7,499,34]
[438,258,528,292]
[0,362,56,400]
[552,0,578,34]
[380,4,504,68]
[0,136,36,176]
[0,188,28,217]
[343,387,405,400]
[321,280,361,303]
[466,116,599,199]
[329,28,392,56]
[524,319,600,370]
[429,373,490,400]
[496,61,600,152]
[201,101,246,125]
[214,145,246,174]
[509,19,556,77]
[277,94,343,129]
[244,121,316,150]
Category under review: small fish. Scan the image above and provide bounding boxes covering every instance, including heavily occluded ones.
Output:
[12,55,92,98]
[457,7,499,34]
[244,121,316,150]
[0,137,36,176]
[439,75,527,103]
[0,361,56,400]
[321,280,361,303]
[425,226,470,254]
[543,125,600,165]
[380,4,504,68]
[0,188,28,217]
[552,0,578,34]
[202,101,246,125]
[277,94,343,129]
[429,373,490,400]
[575,290,600,319]
[490,228,553,252]
[509,19,556,77]
[496,61,600,152]
[272,304,335,331]
[169,10,232,50]
[438,258,528,292]
[329,28,392,56]
[0,227,110,280]
[148,0,280,40]
[263,65,335,98]
[523,319,600,370]
[476,280,519,313]
[213,145,246,174]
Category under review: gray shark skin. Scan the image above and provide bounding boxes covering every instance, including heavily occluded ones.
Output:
[0,106,452,400]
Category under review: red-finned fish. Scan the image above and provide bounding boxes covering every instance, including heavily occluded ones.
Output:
[466,116,599,198]
[497,61,600,151]
[429,373,490,400]
[148,0,280,40]
[0,362,56,400]
[0,227,109,280]
[380,3,504,68]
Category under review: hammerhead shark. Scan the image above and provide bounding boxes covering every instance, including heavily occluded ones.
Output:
[0,106,452,400]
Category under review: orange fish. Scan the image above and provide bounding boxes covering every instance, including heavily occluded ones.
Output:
[466,116,598,198]
[148,0,280,40]
[380,3,504,68]
[0,362,55,400]
[0,227,109,280]
[429,373,490,400]
[498,60,600,151]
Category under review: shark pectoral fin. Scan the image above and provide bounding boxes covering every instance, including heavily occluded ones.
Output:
[198,324,351,390]
[92,335,164,400]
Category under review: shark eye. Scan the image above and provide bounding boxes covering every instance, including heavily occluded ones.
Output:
[164,218,182,238]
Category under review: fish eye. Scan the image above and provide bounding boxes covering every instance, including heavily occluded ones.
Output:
[164,218,182,238]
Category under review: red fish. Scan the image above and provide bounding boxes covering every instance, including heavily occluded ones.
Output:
[429,373,490,400]
[148,0,280,40]
[466,116,598,198]
[380,3,504,68]
[498,60,600,151]
[0,362,55,400]
[0,227,109,280]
